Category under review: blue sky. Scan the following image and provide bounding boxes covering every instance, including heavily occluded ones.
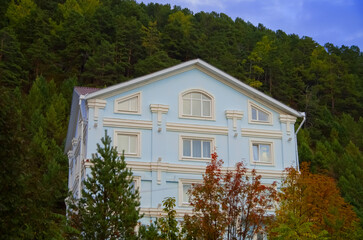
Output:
[138,0,363,50]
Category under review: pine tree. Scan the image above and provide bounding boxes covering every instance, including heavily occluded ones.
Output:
[69,131,141,239]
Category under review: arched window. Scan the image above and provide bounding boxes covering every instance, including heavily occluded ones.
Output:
[180,90,214,119]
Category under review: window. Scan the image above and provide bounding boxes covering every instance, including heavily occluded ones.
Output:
[180,135,214,161]
[252,107,269,122]
[114,131,141,157]
[180,90,214,120]
[253,232,266,240]
[250,140,274,165]
[130,176,141,193]
[178,179,202,206]
[114,92,141,114]
[248,100,272,124]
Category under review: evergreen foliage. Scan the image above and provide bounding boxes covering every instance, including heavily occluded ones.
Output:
[0,0,362,236]
[139,197,182,240]
[68,131,141,240]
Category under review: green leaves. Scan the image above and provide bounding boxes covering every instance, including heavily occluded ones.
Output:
[68,131,141,239]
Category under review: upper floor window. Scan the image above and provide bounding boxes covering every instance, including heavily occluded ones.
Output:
[250,140,274,165]
[178,179,202,206]
[248,100,272,124]
[114,131,141,157]
[180,90,215,120]
[114,92,141,114]
[179,135,214,161]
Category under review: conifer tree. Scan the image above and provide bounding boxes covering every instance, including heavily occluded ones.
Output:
[69,131,141,240]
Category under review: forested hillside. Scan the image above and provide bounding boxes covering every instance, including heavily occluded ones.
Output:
[0,0,362,238]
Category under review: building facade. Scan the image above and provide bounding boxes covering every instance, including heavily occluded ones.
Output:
[65,59,305,223]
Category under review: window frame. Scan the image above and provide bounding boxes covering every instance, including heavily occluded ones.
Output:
[179,89,215,120]
[178,179,203,207]
[249,139,274,166]
[114,92,141,114]
[179,135,215,162]
[113,130,141,157]
[248,100,273,125]
[131,176,141,193]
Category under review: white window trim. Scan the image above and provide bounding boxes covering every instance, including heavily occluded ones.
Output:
[113,130,141,157]
[179,89,215,120]
[178,179,203,207]
[114,92,142,114]
[253,232,266,240]
[133,176,141,192]
[249,139,274,166]
[248,100,273,125]
[179,134,215,162]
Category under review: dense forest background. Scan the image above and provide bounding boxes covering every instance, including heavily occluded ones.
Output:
[0,0,362,238]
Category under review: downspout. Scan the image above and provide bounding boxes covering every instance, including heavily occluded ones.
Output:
[78,95,86,198]
[294,112,306,170]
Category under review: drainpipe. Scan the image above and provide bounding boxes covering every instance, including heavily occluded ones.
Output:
[294,112,306,170]
[78,95,85,198]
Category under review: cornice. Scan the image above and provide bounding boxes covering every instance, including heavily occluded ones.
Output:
[140,208,193,218]
[126,161,285,179]
[150,104,170,113]
[225,110,244,119]
[241,128,282,139]
[103,118,153,129]
[87,99,106,108]
[166,122,228,135]
[279,114,297,123]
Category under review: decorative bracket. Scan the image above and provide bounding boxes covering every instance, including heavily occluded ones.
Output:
[225,110,244,135]
[279,114,297,135]
[150,104,169,127]
[87,99,107,122]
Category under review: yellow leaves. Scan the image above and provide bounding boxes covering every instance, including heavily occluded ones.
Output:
[58,0,100,19]
[6,0,37,25]
[247,78,263,88]
[168,11,193,37]
[273,162,360,238]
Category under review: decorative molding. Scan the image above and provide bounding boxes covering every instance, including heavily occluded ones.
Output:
[157,157,162,184]
[83,160,285,179]
[103,118,152,129]
[133,176,141,191]
[125,161,285,179]
[225,110,244,132]
[114,92,141,115]
[140,207,193,218]
[87,99,107,121]
[279,114,297,135]
[241,128,282,139]
[67,150,74,159]
[150,104,169,126]
[72,138,78,148]
[167,122,228,135]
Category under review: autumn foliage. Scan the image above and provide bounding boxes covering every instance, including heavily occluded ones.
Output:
[268,162,362,239]
[183,153,278,240]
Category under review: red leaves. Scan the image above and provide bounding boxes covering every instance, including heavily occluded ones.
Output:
[183,152,278,240]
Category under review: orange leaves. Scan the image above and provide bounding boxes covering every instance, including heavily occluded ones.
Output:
[183,152,278,240]
[270,162,360,239]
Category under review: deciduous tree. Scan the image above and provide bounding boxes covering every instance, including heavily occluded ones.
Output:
[268,162,362,239]
[183,153,278,240]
